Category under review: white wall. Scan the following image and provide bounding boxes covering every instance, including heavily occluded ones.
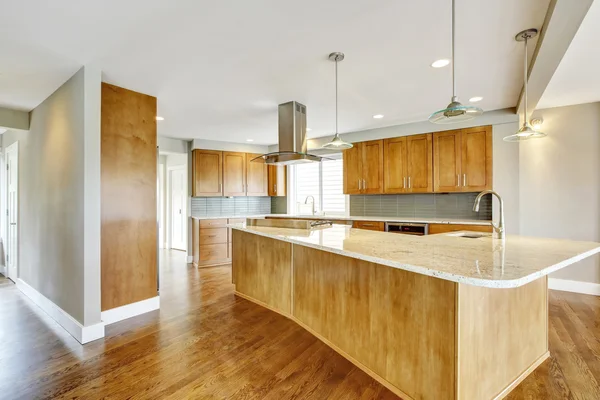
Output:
[520,102,600,283]
[492,122,520,235]
[1,66,102,326]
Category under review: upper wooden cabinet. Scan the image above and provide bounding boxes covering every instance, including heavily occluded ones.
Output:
[268,165,287,197]
[246,154,268,196]
[433,126,492,192]
[384,134,432,194]
[343,140,384,194]
[223,152,247,196]
[192,150,223,197]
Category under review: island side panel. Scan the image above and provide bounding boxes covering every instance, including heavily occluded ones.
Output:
[292,245,457,400]
[456,277,548,400]
[232,230,292,315]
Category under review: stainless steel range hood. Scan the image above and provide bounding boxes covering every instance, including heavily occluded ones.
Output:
[253,101,327,165]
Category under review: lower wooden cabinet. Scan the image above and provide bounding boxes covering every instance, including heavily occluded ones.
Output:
[352,221,385,231]
[193,218,244,267]
[428,223,493,235]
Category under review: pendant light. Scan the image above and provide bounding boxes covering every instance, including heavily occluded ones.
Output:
[323,52,353,150]
[429,0,483,124]
[503,29,546,142]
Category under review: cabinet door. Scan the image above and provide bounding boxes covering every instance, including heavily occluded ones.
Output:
[343,143,362,194]
[461,126,492,192]
[361,140,384,194]
[223,152,246,196]
[268,165,287,196]
[246,153,268,196]
[192,150,223,197]
[383,137,408,194]
[406,133,433,193]
[433,130,462,192]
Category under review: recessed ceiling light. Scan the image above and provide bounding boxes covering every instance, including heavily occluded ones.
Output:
[155,116,164,121]
[246,139,254,142]
[373,114,384,119]
[431,59,450,68]
[469,96,483,102]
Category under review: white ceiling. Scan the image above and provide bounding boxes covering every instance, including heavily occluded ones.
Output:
[0,0,549,144]
[537,0,600,110]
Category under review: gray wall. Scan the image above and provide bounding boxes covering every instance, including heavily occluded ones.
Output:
[2,67,102,326]
[521,102,600,283]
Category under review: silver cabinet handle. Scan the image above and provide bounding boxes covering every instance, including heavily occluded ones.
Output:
[403,177,406,189]
[358,179,361,190]
[362,223,375,227]
[274,184,277,192]
[457,174,460,187]
[219,183,222,192]
[463,174,467,187]
[363,179,366,189]
[408,177,411,189]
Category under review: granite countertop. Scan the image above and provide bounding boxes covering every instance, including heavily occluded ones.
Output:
[192,214,492,226]
[230,224,600,288]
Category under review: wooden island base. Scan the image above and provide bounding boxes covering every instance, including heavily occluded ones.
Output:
[232,230,549,400]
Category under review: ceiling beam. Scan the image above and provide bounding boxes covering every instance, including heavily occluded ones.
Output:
[0,107,29,131]
[517,0,595,118]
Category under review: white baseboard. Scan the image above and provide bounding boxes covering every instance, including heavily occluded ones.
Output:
[101,296,160,325]
[187,255,193,263]
[549,278,600,296]
[16,278,105,344]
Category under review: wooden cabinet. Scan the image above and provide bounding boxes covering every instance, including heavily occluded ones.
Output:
[192,149,284,197]
[384,134,432,194]
[223,152,246,196]
[192,150,223,197]
[246,154,268,196]
[433,126,492,192]
[343,144,363,194]
[461,126,492,192]
[428,223,493,235]
[193,218,240,267]
[352,220,385,231]
[343,140,384,194]
[268,165,287,196]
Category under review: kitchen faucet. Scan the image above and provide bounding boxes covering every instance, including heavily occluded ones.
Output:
[473,190,505,239]
[304,196,315,215]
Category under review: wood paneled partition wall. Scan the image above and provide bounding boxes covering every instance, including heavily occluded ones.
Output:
[101,83,157,311]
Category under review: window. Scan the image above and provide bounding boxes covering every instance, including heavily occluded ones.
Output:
[293,154,346,215]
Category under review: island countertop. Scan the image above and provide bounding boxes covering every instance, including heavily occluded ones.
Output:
[192,214,493,225]
[231,223,600,288]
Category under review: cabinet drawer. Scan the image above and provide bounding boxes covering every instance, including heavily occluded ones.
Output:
[352,221,385,231]
[228,218,246,224]
[199,227,227,245]
[199,218,228,228]
[199,243,228,263]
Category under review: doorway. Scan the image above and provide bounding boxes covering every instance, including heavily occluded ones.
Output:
[5,142,18,281]
[169,166,187,251]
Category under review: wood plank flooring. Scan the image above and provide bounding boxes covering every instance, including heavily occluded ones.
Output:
[0,251,599,399]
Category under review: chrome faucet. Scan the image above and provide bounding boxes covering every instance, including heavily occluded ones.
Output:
[473,190,505,239]
[304,195,316,215]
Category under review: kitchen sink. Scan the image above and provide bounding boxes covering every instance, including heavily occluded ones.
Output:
[446,232,491,239]
[246,218,332,230]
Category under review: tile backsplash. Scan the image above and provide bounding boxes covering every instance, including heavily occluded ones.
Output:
[350,193,492,220]
[191,197,271,217]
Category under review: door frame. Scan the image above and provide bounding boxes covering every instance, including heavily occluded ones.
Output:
[5,141,18,281]
[167,165,187,251]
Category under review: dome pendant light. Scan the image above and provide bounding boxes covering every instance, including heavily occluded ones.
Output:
[429,0,483,124]
[503,29,546,142]
[323,52,353,150]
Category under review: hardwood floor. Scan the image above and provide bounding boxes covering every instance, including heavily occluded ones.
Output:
[0,251,599,399]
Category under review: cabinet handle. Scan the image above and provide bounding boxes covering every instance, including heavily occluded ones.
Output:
[457,174,460,187]
[362,223,375,227]
[403,177,406,189]
[408,177,411,189]
[363,179,366,190]
[358,179,361,190]
[463,174,467,187]
[274,184,277,192]
[219,183,222,192]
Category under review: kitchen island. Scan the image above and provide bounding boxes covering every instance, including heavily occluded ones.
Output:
[231,223,600,400]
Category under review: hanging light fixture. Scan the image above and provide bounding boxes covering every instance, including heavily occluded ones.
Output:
[429,0,483,124]
[504,29,546,142]
[323,52,353,150]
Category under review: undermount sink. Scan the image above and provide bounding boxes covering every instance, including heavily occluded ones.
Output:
[246,218,332,230]
[446,231,491,239]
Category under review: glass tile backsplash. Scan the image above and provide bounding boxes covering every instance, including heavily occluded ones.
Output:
[191,197,271,217]
[349,193,492,220]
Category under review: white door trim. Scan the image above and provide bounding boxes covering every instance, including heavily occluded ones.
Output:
[167,165,187,251]
[5,141,18,281]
